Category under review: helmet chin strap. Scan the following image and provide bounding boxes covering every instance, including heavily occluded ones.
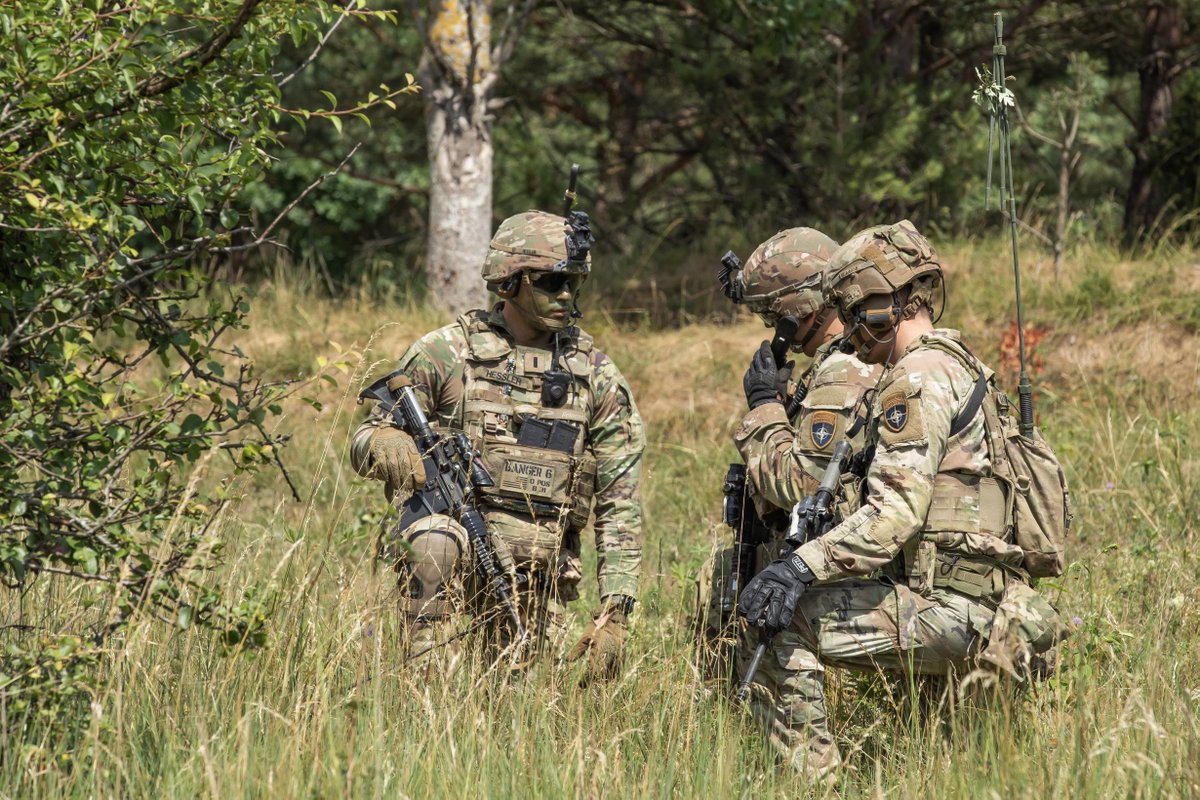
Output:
[796,307,832,351]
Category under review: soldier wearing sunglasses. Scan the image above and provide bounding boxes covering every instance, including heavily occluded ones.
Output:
[351,209,645,682]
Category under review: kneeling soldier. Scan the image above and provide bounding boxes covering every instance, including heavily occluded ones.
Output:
[737,221,1064,781]
[351,205,645,681]
[699,227,881,769]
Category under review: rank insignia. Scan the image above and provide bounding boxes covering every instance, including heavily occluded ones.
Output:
[882,391,908,432]
[809,411,836,450]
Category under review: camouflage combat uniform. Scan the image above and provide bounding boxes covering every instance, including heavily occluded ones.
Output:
[726,344,881,770]
[741,328,1058,778]
[351,306,645,656]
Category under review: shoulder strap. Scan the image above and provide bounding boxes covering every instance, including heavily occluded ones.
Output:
[949,370,989,437]
[922,335,990,438]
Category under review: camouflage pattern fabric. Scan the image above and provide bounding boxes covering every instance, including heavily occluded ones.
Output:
[378,513,573,670]
[739,228,838,325]
[352,305,644,623]
[793,329,1023,583]
[824,220,942,319]
[695,346,879,765]
[736,580,993,781]
[734,344,881,515]
[737,329,1062,777]
[480,210,590,284]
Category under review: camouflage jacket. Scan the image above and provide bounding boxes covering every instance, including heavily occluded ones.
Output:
[351,305,645,599]
[794,329,1026,584]
[733,344,880,519]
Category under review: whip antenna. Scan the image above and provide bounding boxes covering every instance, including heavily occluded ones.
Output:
[978,11,1035,437]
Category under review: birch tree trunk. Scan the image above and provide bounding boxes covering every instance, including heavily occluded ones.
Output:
[418,0,535,313]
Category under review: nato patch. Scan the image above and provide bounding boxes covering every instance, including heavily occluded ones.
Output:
[809,411,836,450]
[882,390,908,433]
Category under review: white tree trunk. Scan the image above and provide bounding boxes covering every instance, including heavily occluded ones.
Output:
[427,89,492,313]
[422,0,495,314]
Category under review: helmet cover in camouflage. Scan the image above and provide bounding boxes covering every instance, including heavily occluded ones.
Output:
[739,227,839,326]
[823,219,943,317]
[482,210,591,284]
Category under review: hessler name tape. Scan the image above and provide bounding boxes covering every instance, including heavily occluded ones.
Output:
[499,459,556,499]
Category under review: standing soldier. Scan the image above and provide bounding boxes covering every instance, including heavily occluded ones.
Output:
[351,206,645,681]
[697,227,881,771]
[737,220,1065,781]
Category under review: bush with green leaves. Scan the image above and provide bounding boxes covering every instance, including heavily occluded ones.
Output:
[0,0,410,730]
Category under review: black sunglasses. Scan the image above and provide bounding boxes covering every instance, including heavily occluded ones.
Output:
[529,272,581,294]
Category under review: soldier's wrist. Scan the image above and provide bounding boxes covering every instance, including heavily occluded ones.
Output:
[780,552,815,585]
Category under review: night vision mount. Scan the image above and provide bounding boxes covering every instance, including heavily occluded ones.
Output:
[559,163,594,272]
[718,250,744,303]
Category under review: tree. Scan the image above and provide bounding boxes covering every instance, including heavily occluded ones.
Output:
[0,0,410,730]
[416,0,536,312]
[1123,1,1200,247]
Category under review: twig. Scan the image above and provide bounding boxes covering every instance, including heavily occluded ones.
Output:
[278,1,353,87]
[255,142,361,243]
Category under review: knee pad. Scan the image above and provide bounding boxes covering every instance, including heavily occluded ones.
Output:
[389,518,467,620]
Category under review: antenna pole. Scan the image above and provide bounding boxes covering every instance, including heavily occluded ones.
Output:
[991,12,1035,437]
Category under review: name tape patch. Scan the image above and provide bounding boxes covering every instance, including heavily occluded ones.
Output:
[499,459,556,499]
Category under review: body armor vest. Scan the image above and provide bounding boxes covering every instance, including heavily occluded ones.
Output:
[454,312,598,534]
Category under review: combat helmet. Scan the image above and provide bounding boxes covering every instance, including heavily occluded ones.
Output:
[823,219,943,327]
[723,227,839,326]
[482,210,591,288]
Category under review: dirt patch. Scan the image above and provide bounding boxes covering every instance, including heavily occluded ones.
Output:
[1040,322,1200,398]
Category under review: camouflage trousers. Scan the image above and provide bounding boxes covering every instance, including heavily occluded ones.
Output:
[378,513,577,672]
[735,578,995,780]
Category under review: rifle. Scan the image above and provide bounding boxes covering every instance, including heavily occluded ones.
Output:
[720,463,772,624]
[358,372,528,642]
[736,440,851,702]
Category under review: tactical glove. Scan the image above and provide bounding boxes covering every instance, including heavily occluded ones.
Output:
[743,341,788,410]
[367,426,427,496]
[737,552,815,630]
[566,596,632,683]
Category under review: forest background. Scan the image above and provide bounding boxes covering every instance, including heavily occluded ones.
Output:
[2,1,1199,797]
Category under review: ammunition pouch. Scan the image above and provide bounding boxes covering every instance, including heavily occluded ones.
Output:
[930,551,1007,609]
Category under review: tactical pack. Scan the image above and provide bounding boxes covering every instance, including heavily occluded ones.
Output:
[929,339,1072,578]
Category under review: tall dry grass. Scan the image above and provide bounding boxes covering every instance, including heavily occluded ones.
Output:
[3,240,1199,798]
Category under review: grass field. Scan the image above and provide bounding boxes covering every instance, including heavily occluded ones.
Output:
[4,240,1199,798]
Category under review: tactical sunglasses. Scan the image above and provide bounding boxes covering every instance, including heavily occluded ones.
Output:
[529,272,582,295]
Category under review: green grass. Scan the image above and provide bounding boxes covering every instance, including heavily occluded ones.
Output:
[3,239,1200,798]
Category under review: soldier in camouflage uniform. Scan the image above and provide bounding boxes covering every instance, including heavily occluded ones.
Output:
[698,228,880,772]
[737,220,1062,781]
[351,210,645,679]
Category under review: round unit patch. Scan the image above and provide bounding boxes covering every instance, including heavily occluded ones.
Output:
[808,411,837,450]
[882,391,908,433]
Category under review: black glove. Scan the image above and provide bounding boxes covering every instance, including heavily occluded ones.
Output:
[737,552,815,630]
[744,341,787,410]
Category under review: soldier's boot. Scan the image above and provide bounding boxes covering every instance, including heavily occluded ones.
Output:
[740,633,843,784]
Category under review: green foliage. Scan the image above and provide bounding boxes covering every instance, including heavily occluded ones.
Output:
[0,0,410,735]
[242,1,1200,288]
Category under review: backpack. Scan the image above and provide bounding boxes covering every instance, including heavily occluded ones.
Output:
[935,339,1073,578]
